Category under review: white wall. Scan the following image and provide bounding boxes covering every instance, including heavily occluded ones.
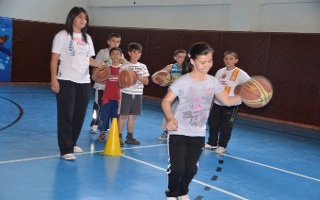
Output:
[261,2,320,32]
[88,5,231,31]
[0,0,87,23]
[0,0,319,33]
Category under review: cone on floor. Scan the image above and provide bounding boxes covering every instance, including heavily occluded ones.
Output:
[103,118,122,156]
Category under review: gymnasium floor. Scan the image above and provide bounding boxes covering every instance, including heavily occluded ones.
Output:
[0,84,319,200]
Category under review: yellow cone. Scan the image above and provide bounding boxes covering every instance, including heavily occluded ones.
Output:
[103,118,122,156]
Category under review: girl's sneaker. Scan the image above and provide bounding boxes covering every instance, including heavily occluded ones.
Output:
[158,131,168,141]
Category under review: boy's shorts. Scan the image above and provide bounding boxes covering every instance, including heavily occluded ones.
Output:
[119,93,142,115]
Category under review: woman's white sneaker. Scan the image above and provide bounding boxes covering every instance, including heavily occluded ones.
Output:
[73,146,83,153]
[178,194,190,200]
[204,143,218,150]
[215,146,227,154]
[61,153,76,161]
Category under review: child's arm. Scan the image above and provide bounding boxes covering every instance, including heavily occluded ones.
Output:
[215,91,242,107]
[151,64,172,85]
[162,64,173,72]
[162,90,178,131]
[90,57,105,69]
[137,76,149,85]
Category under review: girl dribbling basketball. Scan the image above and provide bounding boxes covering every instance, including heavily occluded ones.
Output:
[162,42,242,200]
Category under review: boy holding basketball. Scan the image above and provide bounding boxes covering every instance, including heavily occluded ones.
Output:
[205,51,250,154]
[97,47,122,142]
[90,33,124,134]
[152,49,187,141]
[118,42,149,145]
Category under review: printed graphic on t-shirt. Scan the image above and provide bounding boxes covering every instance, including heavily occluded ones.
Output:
[127,65,144,88]
[68,38,90,57]
[108,75,118,82]
[182,86,215,127]
[219,73,228,86]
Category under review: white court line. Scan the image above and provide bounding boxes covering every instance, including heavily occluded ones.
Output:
[1,143,319,184]
[0,154,61,164]
[0,144,166,164]
[223,154,320,183]
[122,154,249,200]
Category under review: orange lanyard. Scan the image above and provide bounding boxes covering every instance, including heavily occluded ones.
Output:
[224,67,240,94]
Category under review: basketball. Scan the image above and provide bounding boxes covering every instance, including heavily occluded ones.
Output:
[92,67,111,83]
[239,76,273,108]
[152,70,172,87]
[118,70,137,88]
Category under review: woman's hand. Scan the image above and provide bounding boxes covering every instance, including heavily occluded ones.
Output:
[51,78,60,93]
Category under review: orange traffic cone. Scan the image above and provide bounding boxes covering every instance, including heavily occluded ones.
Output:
[103,118,122,156]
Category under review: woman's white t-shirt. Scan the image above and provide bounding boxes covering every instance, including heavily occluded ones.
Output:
[52,30,95,83]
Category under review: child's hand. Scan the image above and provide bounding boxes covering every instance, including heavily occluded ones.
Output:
[166,117,178,131]
[98,63,107,70]
[151,75,160,85]
[120,58,127,64]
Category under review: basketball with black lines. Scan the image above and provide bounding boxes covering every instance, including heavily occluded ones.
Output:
[92,67,111,83]
[118,70,137,88]
[239,76,273,108]
[152,70,172,87]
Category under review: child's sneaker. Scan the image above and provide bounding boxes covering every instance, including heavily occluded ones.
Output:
[215,146,227,154]
[125,137,140,145]
[167,197,177,200]
[158,131,168,141]
[204,143,217,150]
[178,194,190,200]
[73,146,83,153]
[61,153,76,161]
[90,125,99,134]
[98,132,106,143]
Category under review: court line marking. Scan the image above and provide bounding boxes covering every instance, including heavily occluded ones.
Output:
[223,153,320,183]
[0,96,24,132]
[122,154,249,200]
[1,143,319,183]
[0,144,166,164]
[122,144,320,183]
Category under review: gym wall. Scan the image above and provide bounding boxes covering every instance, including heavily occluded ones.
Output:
[11,19,320,129]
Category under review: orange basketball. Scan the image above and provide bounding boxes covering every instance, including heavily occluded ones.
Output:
[92,67,111,83]
[239,76,273,108]
[118,70,137,88]
[152,71,172,87]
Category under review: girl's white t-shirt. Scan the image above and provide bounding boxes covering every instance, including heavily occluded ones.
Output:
[52,30,95,83]
[169,74,224,137]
